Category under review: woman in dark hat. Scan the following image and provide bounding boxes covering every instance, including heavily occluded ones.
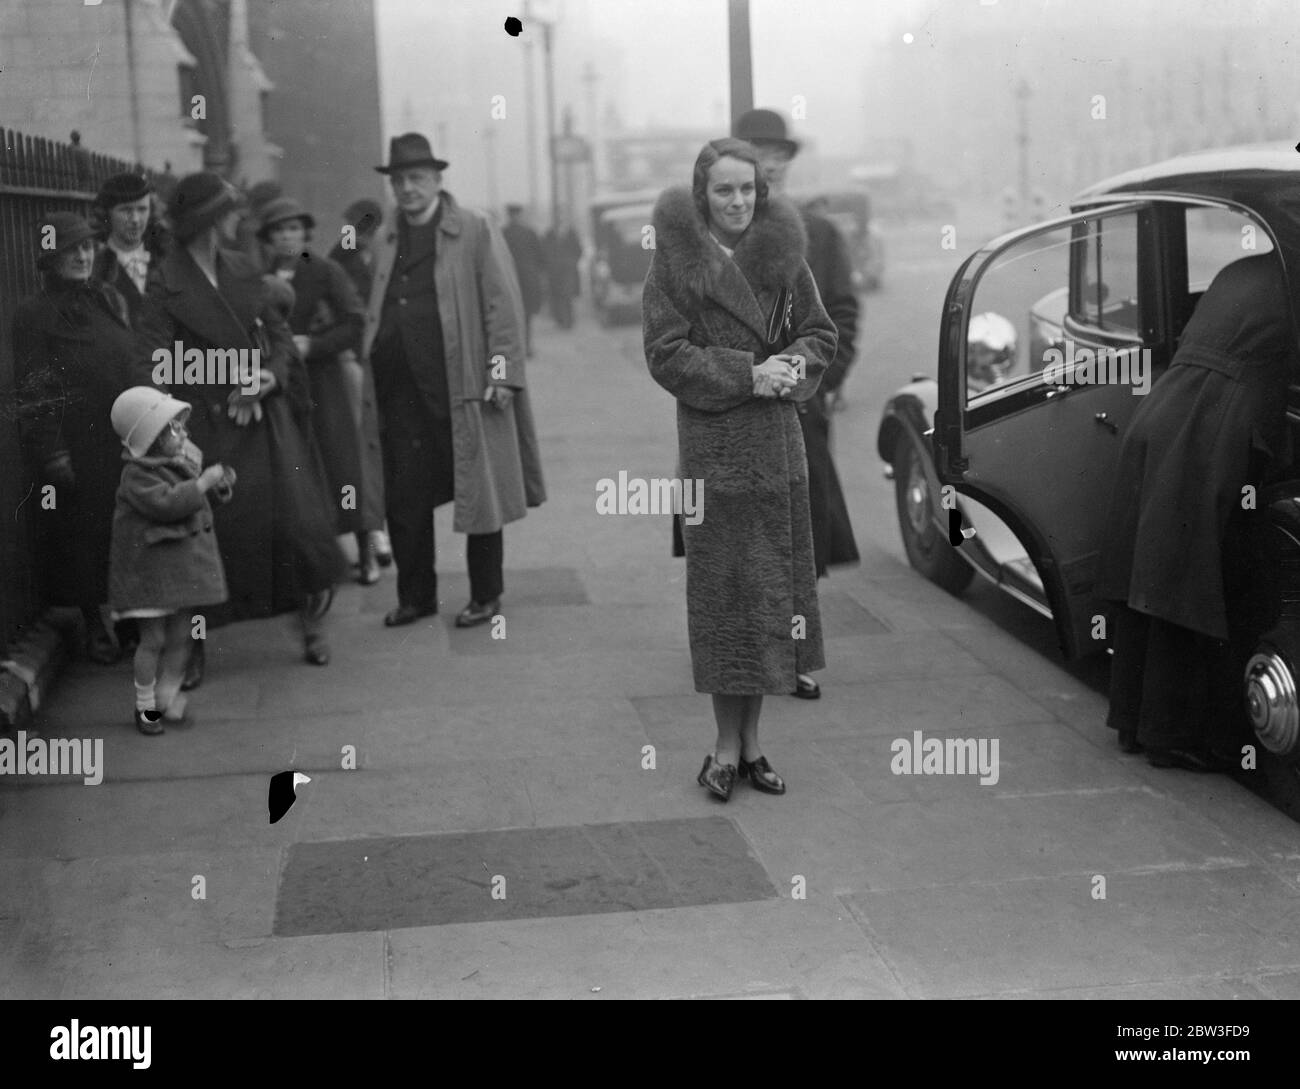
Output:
[143,172,345,680]
[12,212,153,663]
[259,197,377,583]
[92,171,169,328]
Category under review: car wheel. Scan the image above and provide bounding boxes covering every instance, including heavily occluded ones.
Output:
[893,431,975,595]
[1244,632,1300,757]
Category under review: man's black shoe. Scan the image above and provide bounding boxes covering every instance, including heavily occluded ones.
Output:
[454,599,500,628]
[384,604,437,627]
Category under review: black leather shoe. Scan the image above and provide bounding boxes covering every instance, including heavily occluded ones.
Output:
[739,754,787,794]
[303,635,330,666]
[134,708,164,736]
[384,604,437,627]
[697,754,737,801]
[1145,747,1234,773]
[180,641,205,691]
[792,673,821,699]
[454,598,500,628]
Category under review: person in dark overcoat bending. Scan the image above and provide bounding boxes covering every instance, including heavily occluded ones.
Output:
[142,172,345,679]
[645,137,837,801]
[259,197,375,583]
[363,133,546,630]
[13,212,154,664]
[1099,253,1297,771]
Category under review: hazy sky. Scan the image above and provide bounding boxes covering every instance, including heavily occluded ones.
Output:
[372,0,1297,208]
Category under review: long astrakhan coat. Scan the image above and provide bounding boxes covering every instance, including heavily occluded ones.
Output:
[361,191,546,535]
[644,187,837,694]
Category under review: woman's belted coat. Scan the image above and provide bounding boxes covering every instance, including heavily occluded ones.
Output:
[644,187,837,693]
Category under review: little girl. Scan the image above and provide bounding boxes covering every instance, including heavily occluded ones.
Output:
[108,387,235,735]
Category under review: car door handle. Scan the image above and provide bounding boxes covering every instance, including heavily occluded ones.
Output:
[1043,384,1071,399]
[1094,411,1118,434]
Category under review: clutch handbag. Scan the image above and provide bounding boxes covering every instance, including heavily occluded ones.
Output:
[765,284,794,354]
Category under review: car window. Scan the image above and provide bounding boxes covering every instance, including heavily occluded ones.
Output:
[1185,206,1273,294]
[1071,213,1141,336]
[964,223,1076,404]
[964,209,1143,407]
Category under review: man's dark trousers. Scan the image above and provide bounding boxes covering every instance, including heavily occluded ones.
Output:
[380,359,503,610]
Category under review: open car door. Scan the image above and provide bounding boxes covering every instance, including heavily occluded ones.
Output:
[933,202,1167,659]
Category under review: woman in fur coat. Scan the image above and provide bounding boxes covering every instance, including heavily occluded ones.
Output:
[644,138,837,801]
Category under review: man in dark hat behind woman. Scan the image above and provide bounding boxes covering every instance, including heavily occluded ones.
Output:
[732,107,861,699]
[363,132,545,629]
[13,212,154,663]
[141,172,345,683]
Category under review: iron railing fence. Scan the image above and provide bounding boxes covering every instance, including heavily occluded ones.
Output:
[0,126,156,649]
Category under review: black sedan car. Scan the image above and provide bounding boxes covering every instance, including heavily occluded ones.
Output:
[878,143,1300,789]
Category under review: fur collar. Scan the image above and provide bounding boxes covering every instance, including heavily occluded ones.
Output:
[652,185,807,300]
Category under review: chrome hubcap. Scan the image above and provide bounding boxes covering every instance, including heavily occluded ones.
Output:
[1244,650,1300,755]
[905,453,930,536]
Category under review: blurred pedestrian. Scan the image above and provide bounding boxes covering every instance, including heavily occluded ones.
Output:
[543,212,582,329]
[644,138,836,800]
[259,196,377,584]
[502,204,545,356]
[12,212,151,664]
[365,132,546,629]
[1100,254,1296,771]
[735,108,861,699]
[143,172,345,683]
[329,198,392,572]
[107,387,233,734]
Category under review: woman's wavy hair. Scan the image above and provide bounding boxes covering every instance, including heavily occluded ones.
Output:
[691,137,768,224]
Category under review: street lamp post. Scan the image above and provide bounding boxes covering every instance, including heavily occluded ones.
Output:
[542,20,560,229]
[728,0,754,127]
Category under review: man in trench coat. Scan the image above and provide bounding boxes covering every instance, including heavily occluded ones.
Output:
[364,133,546,629]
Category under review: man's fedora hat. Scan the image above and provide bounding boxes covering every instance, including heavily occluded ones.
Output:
[733,108,800,157]
[375,132,449,175]
[256,197,316,240]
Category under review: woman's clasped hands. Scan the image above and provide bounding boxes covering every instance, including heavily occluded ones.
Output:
[753,353,798,399]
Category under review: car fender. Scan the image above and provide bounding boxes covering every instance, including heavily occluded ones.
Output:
[878,377,951,540]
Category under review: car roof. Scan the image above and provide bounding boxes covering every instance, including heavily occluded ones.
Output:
[1073,142,1300,289]
[1073,143,1300,202]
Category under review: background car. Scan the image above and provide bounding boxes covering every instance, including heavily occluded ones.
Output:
[587,190,658,326]
[877,143,1300,810]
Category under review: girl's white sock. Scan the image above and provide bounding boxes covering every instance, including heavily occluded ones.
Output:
[135,681,156,712]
